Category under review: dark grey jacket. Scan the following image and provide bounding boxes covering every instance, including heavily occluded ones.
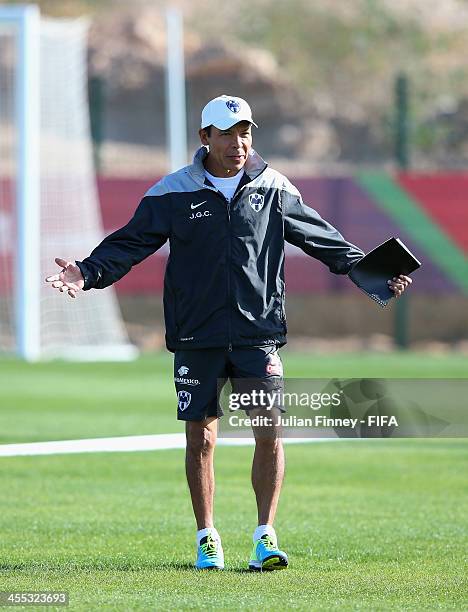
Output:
[76,146,364,352]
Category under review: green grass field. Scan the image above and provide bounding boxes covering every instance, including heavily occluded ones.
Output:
[0,351,467,610]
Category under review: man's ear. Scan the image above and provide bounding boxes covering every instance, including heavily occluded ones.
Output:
[199,128,209,146]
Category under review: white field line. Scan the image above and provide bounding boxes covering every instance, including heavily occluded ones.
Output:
[0,433,344,457]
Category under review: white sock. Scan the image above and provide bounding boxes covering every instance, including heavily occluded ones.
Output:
[253,524,276,543]
[197,527,220,546]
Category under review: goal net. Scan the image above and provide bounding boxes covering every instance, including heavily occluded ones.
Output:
[0,7,137,361]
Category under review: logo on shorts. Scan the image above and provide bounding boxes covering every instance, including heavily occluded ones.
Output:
[175,365,200,386]
[249,192,265,212]
[266,352,283,376]
[178,390,192,411]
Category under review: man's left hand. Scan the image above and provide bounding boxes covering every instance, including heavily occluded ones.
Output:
[387,274,413,298]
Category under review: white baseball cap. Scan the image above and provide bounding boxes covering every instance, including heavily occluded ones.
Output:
[201,94,258,130]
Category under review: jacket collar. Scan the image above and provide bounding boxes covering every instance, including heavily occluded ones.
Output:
[188,145,268,185]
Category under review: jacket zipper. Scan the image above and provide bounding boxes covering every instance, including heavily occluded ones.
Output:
[225,184,250,352]
[208,187,234,352]
[226,199,232,352]
[226,184,257,351]
[188,175,252,353]
[195,182,234,351]
[225,184,251,352]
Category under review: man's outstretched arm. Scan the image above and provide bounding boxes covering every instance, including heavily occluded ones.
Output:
[282,180,364,274]
[45,194,171,298]
[282,181,412,298]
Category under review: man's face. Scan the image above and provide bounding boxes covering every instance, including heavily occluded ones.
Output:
[199,120,253,177]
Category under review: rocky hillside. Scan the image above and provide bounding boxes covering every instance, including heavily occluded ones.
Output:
[87,7,322,173]
[7,0,468,173]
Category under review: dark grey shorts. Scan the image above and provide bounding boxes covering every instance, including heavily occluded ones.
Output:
[174,346,284,421]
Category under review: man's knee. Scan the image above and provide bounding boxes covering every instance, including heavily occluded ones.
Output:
[250,408,283,446]
[186,419,217,456]
[254,433,282,450]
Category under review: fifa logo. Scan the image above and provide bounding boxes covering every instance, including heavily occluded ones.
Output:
[249,192,265,212]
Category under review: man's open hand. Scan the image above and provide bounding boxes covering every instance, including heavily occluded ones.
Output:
[387,274,412,298]
[45,257,84,298]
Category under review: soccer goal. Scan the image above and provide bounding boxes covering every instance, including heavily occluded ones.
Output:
[0,5,137,361]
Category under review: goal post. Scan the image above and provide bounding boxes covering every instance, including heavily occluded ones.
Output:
[0,5,138,361]
[1,5,40,361]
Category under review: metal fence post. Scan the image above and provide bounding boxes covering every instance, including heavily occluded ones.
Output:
[88,75,104,173]
[394,73,410,349]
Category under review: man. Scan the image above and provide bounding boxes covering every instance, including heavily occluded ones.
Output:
[46,94,412,571]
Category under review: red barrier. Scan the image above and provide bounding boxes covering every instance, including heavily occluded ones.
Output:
[398,173,468,254]
[1,174,466,296]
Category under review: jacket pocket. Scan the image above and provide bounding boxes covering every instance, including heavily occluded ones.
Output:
[277,279,286,323]
[276,288,287,332]
[269,292,285,327]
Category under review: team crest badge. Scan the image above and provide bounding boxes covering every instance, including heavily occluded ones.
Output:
[249,192,265,212]
[178,390,192,411]
[226,99,240,113]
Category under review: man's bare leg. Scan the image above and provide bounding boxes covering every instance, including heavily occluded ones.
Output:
[249,407,288,570]
[185,417,218,529]
[250,408,285,525]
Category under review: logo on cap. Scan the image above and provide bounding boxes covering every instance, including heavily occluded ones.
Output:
[226,99,241,113]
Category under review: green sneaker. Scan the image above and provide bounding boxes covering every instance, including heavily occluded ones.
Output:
[195,533,224,570]
[249,534,288,571]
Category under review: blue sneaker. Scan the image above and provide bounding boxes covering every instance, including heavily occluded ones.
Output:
[249,534,288,571]
[195,533,224,570]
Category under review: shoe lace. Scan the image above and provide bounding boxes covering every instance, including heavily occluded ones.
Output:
[200,535,219,558]
[261,535,277,551]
